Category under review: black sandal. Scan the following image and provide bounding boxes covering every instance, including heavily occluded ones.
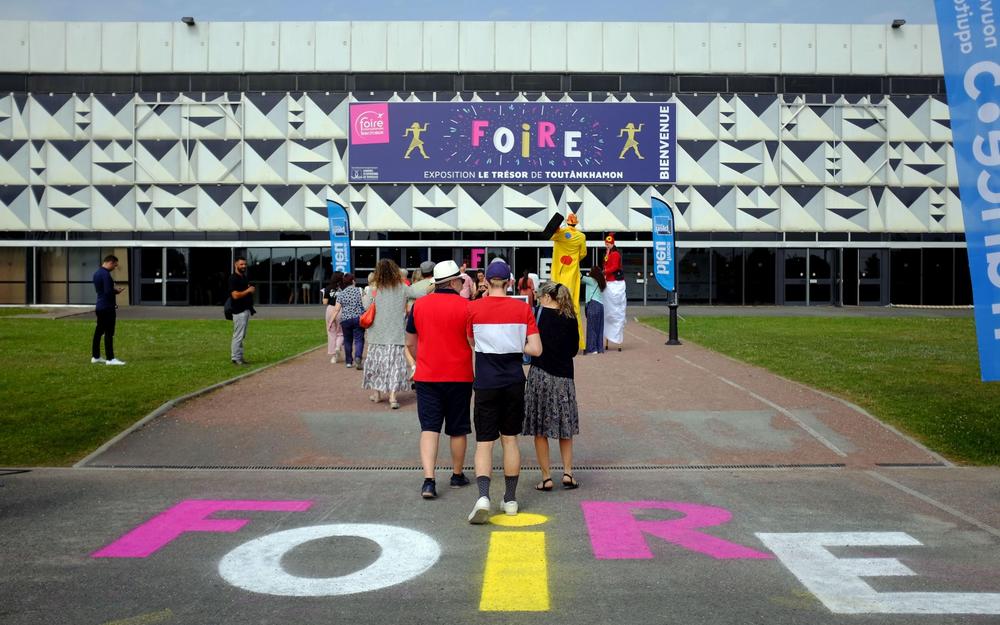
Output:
[535,478,554,491]
[562,473,579,490]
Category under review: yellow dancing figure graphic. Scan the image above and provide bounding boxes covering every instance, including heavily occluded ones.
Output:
[403,122,430,159]
[617,122,644,159]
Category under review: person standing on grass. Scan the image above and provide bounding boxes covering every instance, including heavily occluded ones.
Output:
[330,273,365,369]
[323,271,344,363]
[466,260,543,523]
[91,254,126,366]
[361,258,411,409]
[405,260,473,500]
[229,256,256,366]
[524,282,581,491]
[581,267,606,354]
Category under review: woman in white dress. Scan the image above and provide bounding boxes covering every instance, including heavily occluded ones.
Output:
[602,233,627,351]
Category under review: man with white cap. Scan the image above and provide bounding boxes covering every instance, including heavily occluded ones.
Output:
[405,260,473,500]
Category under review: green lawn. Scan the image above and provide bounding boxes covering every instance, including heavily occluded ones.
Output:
[642,315,1000,465]
[0,318,323,466]
[0,307,43,317]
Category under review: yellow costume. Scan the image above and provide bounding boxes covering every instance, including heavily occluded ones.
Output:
[550,218,588,350]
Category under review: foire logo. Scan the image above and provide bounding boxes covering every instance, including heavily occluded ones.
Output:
[351,104,390,145]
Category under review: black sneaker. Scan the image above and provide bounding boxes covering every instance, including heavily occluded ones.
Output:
[421,480,437,499]
[449,472,470,488]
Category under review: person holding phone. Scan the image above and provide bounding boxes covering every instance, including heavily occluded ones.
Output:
[92,254,126,366]
[229,256,256,366]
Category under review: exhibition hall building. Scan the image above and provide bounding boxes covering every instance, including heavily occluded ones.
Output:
[0,20,967,306]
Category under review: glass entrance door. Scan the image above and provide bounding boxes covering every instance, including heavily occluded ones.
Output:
[783,249,808,305]
[139,248,190,305]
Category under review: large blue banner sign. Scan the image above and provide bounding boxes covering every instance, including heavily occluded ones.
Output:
[935,0,1000,381]
[326,200,352,274]
[651,197,676,293]
[348,102,676,184]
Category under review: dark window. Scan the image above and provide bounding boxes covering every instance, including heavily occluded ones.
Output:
[818,232,849,241]
[405,74,455,91]
[621,74,670,92]
[922,248,954,305]
[783,75,833,94]
[513,74,563,91]
[955,248,973,305]
[85,74,136,93]
[678,75,728,93]
[678,248,711,304]
[246,74,297,91]
[463,73,512,91]
[786,232,817,242]
[728,75,777,93]
[190,74,242,92]
[570,74,620,92]
[890,77,939,95]
[890,249,921,304]
[139,74,191,92]
[29,74,87,93]
[833,76,884,95]
[297,73,347,91]
[0,74,27,91]
[354,73,406,91]
[712,248,744,304]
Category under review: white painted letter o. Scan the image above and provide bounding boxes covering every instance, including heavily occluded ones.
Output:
[218,524,441,597]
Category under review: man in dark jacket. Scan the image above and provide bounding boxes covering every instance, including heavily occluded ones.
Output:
[229,256,256,365]
[92,254,126,366]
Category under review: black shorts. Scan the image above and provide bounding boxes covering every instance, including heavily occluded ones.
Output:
[416,382,473,436]
[473,381,525,442]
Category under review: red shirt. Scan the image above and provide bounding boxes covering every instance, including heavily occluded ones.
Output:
[604,249,622,282]
[407,289,473,382]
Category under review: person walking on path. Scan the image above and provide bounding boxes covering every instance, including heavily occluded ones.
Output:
[602,233,627,351]
[91,254,126,366]
[330,273,365,369]
[466,260,543,523]
[524,282,581,491]
[229,256,256,366]
[323,271,344,363]
[406,260,436,311]
[362,258,411,409]
[581,267,606,354]
[405,260,473,499]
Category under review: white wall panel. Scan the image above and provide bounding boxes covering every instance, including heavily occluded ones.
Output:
[101,22,137,73]
[816,25,851,74]
[674,22,710,73]
[567,22,603,72]
[423,22,459,72]
[279,22,316,72]
[637,23,674,73]
[244,22,280,73]
[531,22,567,72]
[922,25,944,75]
[603,22,639,73]
[0,21,29,72]
[746,23,780,74]
[495,22,530,71]
[851,25,886,75]
[66,23,102,73]
[710,23,745,73]
[886,25,922,75]
[315,22,351,72]
[351,22,387,72]
[781,24,815,74]
[386,22,422,72]
[173,22,209,73]
[208,22,244,72]
[30,22,66,72]
[138,22,173,73]
[459,22,494,71]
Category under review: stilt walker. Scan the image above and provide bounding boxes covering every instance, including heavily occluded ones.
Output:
[602,233,627,350]
[544,212,587,350]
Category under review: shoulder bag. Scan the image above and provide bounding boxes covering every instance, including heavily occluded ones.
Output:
[359,290,376,329]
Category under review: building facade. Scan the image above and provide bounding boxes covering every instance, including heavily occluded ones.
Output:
[0,20,969,306]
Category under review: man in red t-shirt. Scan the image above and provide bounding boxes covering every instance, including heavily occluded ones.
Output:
[405,260,474,500]
[465,260,543,523]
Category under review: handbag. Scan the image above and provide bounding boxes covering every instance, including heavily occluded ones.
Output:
[223,297,233,321]
[359,292,376,329]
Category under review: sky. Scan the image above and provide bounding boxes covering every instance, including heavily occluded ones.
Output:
[0,0,937,24]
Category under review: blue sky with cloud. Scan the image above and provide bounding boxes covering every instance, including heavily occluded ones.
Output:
[0,0,936,23]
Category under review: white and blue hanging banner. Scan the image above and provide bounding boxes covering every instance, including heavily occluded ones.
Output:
[326,200,352,274]
[651,197,676,293]
[935,0,1000,381]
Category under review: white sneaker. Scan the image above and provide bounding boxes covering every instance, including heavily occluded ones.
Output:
[90,357,105,364]
[468,496,491,524]
[502,500,518,516]
[330,354,338,364]
[105,358,126,366]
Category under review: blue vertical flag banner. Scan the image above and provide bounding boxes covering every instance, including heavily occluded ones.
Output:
[935,0,1000,381]
[326,200,352,274]
[651,197,676,293]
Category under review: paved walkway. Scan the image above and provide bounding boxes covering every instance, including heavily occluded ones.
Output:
[4,317,1000,625]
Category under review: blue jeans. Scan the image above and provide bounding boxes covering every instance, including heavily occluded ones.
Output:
[585,300,605,354]
[341,316,365,365]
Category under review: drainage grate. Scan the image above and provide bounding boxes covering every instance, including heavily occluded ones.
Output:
[83,463,846,472]
[874,462,947,468]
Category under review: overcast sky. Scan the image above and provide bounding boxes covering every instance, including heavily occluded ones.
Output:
[0,0,937,23]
